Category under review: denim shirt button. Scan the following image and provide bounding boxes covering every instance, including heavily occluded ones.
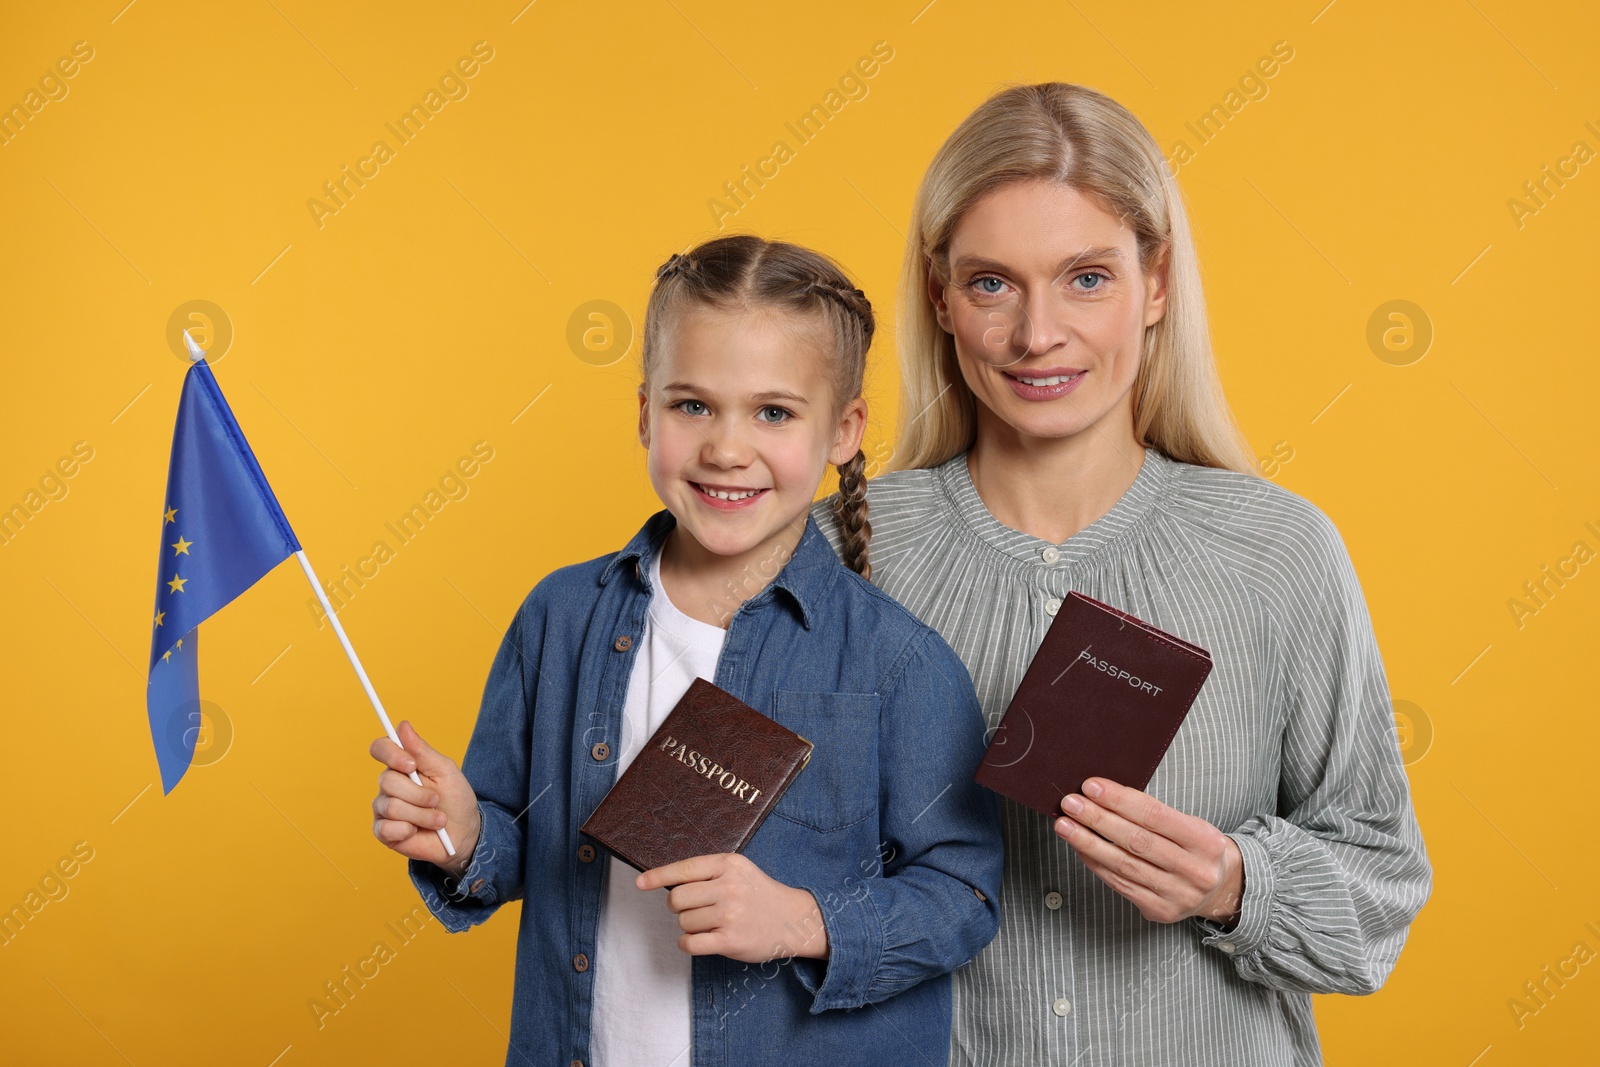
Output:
[974,887,987,902]
[590,742,610,761]
[578,844,596,863]
[613,635,632,652]
[573,953,589,972]
[470,878,485,893]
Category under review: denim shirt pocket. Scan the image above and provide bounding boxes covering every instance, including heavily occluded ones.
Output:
[768,690,879,833]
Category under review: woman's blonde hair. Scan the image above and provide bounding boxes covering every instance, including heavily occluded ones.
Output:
[894,82,1256,475]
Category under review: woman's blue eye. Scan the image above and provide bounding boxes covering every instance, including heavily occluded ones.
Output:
[676,400,709,416]
[974,276,1006,295]
[1074,272,1106,291]
[757,406,792,424]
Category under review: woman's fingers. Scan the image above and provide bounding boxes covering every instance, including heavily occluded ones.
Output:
[1077,854,1176,920]
[1056,814,1167,895]
[1080,778,1209,852]
[1059,792,1184,872]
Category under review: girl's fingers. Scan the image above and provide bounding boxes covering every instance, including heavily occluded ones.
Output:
[664,881,719,913]
[674,904,722,935]
[378,768,437,808]
[369,735,417,774]
[373,818,418,845]
[372,793,448,830]
[396,720,457,777]
[676,931,727,957]
[372,818,452,866]
[638,853,729,891]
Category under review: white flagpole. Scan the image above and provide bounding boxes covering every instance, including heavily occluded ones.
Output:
[295,551,457,856]
[178,333,455,859]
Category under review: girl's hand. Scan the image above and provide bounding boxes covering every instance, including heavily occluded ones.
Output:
[636,853,829,963]
[369,720,481,876]
[1054,777,1244,926]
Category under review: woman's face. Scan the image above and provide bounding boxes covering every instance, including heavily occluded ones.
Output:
[929,179,1168,449]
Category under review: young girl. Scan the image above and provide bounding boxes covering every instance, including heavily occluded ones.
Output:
[368,235,1003,1066]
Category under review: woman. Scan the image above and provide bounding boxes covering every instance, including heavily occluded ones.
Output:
[811,83,1430,1066]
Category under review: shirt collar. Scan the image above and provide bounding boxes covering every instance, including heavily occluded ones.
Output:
[597,509,836,630]
[936,445,1177,567]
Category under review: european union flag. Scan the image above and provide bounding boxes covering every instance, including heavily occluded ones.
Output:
[148,357,301,793]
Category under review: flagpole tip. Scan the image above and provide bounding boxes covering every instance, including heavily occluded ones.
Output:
[182,330,206,363]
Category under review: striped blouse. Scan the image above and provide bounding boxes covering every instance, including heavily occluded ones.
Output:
[810,446,1430,1067]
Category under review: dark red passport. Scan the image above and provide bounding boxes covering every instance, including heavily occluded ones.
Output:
[974,591,1213,816]
[580,678,813,873]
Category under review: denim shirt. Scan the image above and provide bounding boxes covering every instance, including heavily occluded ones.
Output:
[409,509,1003,1067]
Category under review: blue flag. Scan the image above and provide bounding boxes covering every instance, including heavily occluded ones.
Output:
[148,358,301,793]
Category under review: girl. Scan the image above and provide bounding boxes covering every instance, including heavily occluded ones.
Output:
[812,83,1430,1066]
[369,235,1002,1066]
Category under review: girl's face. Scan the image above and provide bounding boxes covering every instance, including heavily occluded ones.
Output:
[928,179,1168,449]
[638,305,866,567]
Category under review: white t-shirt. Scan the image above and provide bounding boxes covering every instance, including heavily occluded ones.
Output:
[591,550,727,1067]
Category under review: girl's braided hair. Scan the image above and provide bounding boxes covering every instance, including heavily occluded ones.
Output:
[644,235,875,579]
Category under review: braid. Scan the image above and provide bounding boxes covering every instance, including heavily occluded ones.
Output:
[805,280,876,348]
[833,448,871,579]
[655,251,699,282]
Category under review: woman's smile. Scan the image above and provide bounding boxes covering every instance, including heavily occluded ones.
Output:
[1000,367,1087,401]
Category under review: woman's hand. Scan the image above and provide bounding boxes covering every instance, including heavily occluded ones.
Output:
[636,853,830,963]
[369,720,482,877]
[1054,777,1243,926]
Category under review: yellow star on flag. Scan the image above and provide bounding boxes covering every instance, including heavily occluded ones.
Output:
[172,536,193,556]
[164,506,178,524]
[167,575,188,594]
[154,610,165,627]
[175,638,184,650]
[163,649,172,662]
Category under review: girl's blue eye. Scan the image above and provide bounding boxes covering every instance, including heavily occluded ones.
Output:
[757,406,793,424]
[675,400,709,416]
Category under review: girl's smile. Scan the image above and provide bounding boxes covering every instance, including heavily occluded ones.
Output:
[638,303,866,624]
[690,482,770,509]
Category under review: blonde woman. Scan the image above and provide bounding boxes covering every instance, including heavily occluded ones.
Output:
[813,83,1430,1066]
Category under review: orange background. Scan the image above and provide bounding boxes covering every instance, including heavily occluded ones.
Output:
[3,1,1597,1064]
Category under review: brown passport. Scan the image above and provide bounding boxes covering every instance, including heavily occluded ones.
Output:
[580,677,813,873]
[974,591,1213,817]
